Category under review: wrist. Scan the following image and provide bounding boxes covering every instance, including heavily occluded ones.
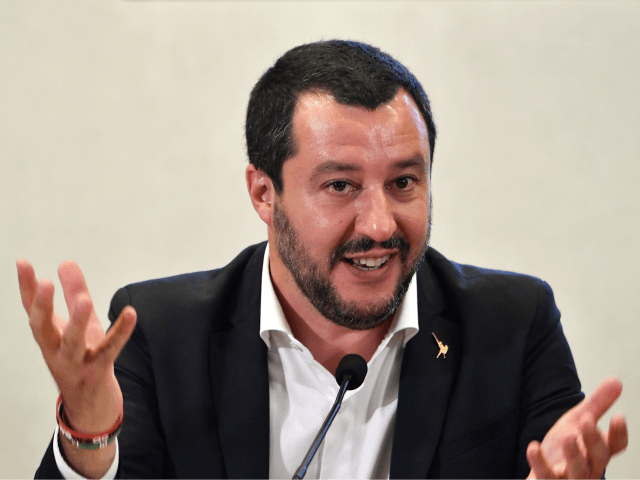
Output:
[57,394,122,449]
[60,374,123,433]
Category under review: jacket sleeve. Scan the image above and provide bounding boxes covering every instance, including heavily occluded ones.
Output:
[35,436,64,479]
[515,280,584,478]
[108,286,169,478]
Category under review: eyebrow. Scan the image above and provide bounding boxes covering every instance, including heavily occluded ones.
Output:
[310,156,428,181]
[392,157,428,171]
[312,162,360,178]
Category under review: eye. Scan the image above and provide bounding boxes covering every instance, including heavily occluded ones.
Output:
[327,180,355,194]
[331,181,348,192]
[393,176,415,190]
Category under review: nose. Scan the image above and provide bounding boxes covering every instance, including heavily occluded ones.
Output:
[354,187,397,242]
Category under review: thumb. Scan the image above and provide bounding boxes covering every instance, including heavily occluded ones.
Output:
[580,377,622,421]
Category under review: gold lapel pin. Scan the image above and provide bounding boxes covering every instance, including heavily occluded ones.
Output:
[432,332,448,359]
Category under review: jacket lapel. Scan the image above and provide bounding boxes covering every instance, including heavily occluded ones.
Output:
[390,260,461,479]
[207,245,461,478]
[209,245,270,479]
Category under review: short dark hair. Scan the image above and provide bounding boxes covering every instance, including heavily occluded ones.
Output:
[245,40,437,193]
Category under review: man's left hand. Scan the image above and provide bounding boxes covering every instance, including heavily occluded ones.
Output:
[527,377,628,479]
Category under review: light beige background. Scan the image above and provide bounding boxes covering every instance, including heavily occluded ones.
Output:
[1,0,638,477]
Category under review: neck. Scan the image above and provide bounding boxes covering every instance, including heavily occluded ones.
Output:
[269,259,392,375]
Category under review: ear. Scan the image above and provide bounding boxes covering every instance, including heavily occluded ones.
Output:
[246,164,275,226]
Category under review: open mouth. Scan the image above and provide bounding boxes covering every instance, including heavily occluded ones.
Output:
[343,254,391,271]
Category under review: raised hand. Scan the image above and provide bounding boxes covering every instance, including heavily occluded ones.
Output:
[527,377,628,479]
[17,259,136,476]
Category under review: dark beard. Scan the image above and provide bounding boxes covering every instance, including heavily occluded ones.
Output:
[272,201,429,330]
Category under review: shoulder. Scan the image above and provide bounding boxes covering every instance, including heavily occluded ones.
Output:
[419,247,560,335]
[108,242,266,331]
[424,247,552,296]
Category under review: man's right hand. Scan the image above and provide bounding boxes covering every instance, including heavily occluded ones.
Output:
[17,259,136,478]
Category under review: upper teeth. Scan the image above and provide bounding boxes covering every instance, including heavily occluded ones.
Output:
[353,255,390,268]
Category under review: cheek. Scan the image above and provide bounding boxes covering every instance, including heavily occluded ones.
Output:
[399,202,431,240]
[296,199,355,259]
[299,195,351,231]
[308,212,334,231]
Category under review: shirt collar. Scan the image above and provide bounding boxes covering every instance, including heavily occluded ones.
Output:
[259,243,293,349]
[259,243,419,350]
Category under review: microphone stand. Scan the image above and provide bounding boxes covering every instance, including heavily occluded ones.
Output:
[292,374,352,480]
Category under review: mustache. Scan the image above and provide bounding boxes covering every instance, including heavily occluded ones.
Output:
[330,236,411,267]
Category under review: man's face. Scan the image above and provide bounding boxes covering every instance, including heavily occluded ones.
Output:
[270,89,431,329]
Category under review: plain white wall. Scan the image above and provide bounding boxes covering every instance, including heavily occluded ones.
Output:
[1,1,638,477]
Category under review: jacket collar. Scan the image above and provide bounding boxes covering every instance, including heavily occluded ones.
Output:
[208,244,460,479]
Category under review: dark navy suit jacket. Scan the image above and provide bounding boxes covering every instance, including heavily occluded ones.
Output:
[36,243,583,478]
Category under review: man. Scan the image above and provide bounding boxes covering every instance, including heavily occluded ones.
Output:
[19,40,627,478]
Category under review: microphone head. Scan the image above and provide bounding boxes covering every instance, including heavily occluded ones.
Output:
[335,354,368,390]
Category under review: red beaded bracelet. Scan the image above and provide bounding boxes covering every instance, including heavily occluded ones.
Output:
[56,394,123,449]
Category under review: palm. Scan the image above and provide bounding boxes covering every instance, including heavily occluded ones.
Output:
[49,310,104,388]
[527,377,628,479]
[17,259,136,432]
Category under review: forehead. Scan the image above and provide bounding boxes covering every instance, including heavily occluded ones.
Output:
[289,89,430,170]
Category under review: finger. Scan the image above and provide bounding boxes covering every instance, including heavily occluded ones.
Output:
[60,293,93,362]
[58,260,93,315]
[580,377,623,421]
[527,441,555,479]
[92,306,137,365]
[581,421,609,478]
[16,259,37,313]
[564,435,590,479]
[606,413,628,456]
[31,279,62,351]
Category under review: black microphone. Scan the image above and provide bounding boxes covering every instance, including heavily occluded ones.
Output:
[292,354,368,480]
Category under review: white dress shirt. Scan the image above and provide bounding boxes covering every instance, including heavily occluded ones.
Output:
[54,244,419,479]
[261,244,419,479]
